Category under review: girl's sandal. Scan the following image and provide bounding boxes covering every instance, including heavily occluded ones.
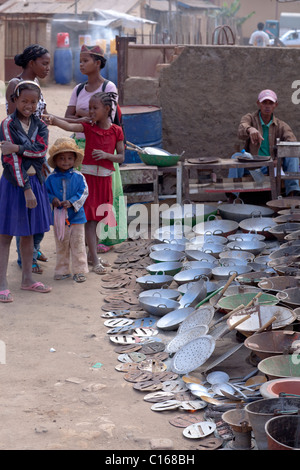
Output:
[93,263,107,275]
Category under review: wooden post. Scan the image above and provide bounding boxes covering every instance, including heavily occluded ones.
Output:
[116,35,136,105]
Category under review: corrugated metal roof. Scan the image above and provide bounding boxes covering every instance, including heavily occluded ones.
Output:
[145,0,219,12]
[0,0,139,15]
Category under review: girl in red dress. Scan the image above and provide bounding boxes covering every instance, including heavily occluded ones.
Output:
[44,92,125,274]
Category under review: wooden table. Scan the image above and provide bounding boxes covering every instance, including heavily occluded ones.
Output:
[182,157,277,201]
[276,142,300,196]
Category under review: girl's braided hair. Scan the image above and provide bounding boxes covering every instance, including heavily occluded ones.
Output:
[90,92,118,119]
[14,44,49,69]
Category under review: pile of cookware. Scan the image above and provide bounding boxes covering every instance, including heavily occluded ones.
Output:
[101,197,300,450]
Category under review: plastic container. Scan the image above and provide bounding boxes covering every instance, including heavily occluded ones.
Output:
[121,105,162,164]
[54,48,73,84]
[56,32,70,48]
[107,53,118,87]
[79,34,91,47]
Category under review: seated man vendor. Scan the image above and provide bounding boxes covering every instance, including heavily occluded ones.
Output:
[228,89,300,197]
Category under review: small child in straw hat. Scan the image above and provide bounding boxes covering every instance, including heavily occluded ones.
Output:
[45,137,89,282]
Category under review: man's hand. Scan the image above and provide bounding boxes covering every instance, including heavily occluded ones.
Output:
[248,127,264,146]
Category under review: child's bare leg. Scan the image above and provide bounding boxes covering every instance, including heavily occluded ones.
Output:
[19,235,35,287]
[85,221,107,274]
[85,221,98,266]
[0,234,13,300]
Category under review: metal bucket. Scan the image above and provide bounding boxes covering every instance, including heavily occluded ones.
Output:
[265,415,300,450]
[245,398,300,450]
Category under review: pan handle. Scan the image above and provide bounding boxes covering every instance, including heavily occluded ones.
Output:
[228,314,251,331]
[255,316,277,333]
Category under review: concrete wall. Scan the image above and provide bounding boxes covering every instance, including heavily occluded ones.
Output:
[158,45,300,159]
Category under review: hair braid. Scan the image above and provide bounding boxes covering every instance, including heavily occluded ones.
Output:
[14,44,49,69]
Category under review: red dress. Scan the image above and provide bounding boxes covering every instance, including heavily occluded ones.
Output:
[81,122,124,223]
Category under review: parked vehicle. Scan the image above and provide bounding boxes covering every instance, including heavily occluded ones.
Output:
[269,29,300,47]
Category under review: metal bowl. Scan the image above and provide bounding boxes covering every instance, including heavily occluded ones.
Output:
[139,296,181,316]
[187,234,227,245]
[156,307,196,330]
[150,243,186,253]
[136,274,174,290]
[146,261,183,276]
[218,200,274,222]
[269,223,300,242]
[244,330,300,360]
[160,203,218,225]
[219,250,255,262]
[138,288,180,300]
[239,216,276,239]
[217,292,279,312]
[227,232,265,242]
[179,279,207,307]
[185,250,218,263]
[211,265,252,281]
[227,240,266,256]
[149,250,185,263]
[173,267,212,285]
[193,218,239,237]
[154,225,192,243]
[258,355,300,380]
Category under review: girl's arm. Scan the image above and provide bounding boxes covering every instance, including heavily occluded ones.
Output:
[5,78,20,115]
[92,140,125,164]
[42,114,84,133]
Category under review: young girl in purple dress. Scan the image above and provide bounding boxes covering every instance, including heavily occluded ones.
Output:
[0,81,52,302]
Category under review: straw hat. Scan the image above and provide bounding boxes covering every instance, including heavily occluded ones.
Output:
[48,137,84,169]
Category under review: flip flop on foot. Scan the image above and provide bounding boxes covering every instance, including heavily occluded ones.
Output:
[37,251,48,262]
[97,244,112,253]
[32,262,43,274]
[73,273,86,283]
[98,257,111,267]
[0,289,13,303]
[21,282,52,293]
[54,274,71,280]
[93,263,107,275]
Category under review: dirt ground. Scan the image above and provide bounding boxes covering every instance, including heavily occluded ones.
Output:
[0,84,256,452]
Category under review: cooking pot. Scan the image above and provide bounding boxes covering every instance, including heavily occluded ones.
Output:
[179,279,207,307]
[227,232,265,242]
[160,203,217,226]
[218,198,273,222]
[173,267,212,285]
[156,307,196,330]
[211,265,252,281]
[146,261,183,276]
[239,215,276,239]
[269,244,300,260]
[139,296,181,316]
[185,250,218,263]
[193,216,239,238]
[227,240,266,256]
[268,222,300,242]
[219,250,255,262]
[187,234,227,245]
[149,250,185,263]
[154,224,192,242]
[138,288,180,300]
[266,197,300,212]
[276,287,300,307]
[150,243,186,253]
[136,274,174,290]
